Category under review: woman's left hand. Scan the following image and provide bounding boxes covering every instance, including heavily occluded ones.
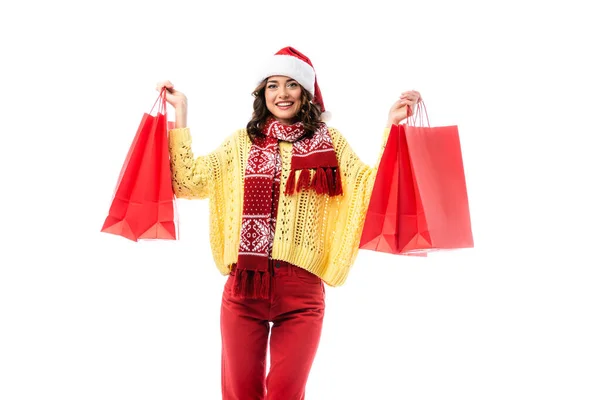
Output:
[386,90,422,127]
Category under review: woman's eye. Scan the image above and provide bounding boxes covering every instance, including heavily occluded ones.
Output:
[267,84,277,89]
[288,82,298,88]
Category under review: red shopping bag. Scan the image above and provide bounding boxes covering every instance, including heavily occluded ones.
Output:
[101,89,178,241]
[359,102,474,254]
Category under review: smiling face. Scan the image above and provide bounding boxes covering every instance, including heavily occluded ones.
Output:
[264,75,303,125]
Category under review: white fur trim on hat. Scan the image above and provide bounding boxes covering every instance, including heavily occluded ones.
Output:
[257,55,315,95]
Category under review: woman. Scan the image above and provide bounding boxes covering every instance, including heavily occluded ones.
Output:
[157,46,421,400]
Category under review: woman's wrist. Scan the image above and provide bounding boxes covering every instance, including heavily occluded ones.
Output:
[175,102,188,129]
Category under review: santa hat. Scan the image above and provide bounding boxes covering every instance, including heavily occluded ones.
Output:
[257,46,331,121]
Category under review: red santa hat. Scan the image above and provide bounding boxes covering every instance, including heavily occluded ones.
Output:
[257,46,331,121]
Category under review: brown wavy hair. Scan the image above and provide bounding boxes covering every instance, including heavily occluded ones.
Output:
[246,79,323,142]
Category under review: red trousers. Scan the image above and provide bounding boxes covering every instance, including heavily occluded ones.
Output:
[220,260,326,400]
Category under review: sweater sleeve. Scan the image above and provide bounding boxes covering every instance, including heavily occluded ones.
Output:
[325,127,391,273]
[168,127,234,200]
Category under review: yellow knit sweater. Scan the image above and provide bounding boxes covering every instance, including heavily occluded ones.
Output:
[168,126,390,287]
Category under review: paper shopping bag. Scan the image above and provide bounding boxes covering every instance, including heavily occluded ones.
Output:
[101,89,178,241]
[359,103,473,254]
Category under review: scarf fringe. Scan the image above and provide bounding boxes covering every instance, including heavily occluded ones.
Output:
[312,167,329,195]
[285,170,296,195]
[326,168,334,194]
[333,168,343,196]
[252,270,262,298]
[232,270,271,300]
[261,270,270,298]
[285,167,343,196]
[296,169,312,192]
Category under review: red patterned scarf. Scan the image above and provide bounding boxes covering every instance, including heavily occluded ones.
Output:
[233,118,342,299]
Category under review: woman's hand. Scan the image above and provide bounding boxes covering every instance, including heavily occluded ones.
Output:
[156,80,188,128]
[156,80,187,109]
[386,90,422,127]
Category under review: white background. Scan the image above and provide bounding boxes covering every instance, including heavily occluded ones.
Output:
[1,0,599,399]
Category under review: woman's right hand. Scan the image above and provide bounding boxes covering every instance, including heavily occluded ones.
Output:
[156,80,188,128]
[156,80,187,109]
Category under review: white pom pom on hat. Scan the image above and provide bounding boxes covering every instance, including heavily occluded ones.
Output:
[257,46,331,121]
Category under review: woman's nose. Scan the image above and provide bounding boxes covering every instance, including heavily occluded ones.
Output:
[278,88,289,98]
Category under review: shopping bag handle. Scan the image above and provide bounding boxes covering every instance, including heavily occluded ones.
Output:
[149,87,168,116]
[405,100,430,128]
